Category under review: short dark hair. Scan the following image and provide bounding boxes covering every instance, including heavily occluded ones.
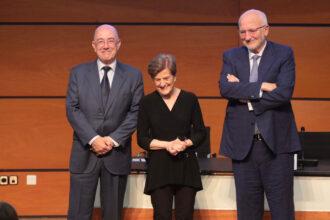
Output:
[147,53,177,78]
[0,201,18,220]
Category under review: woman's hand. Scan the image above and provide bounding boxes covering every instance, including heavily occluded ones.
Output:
[166,138,187,155]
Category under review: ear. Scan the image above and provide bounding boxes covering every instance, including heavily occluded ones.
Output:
[264,26,270,37]
[116,39,122,50]
[92,41,97,52]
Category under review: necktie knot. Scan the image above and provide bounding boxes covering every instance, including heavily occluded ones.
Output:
[102,66,111,75]
[252,54,260,62]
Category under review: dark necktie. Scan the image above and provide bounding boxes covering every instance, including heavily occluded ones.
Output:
[101,66,111,107]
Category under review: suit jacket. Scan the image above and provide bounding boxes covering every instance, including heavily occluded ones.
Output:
[66,60,144,174]
[219,41,301,160]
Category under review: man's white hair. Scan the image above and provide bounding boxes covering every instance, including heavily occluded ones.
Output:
[93,24,120,40]
[238,9,268,26]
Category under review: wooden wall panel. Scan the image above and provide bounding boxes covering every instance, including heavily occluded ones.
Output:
[0,26,237,96]
[0,0,239,23]
[0,26,96,96]
[0,99,71,169]
[2,26,330,98]
[3,0,330,24]
[131,131,140,157]
[0,99,226,164]
[240,0,330,24]
[1,1,330,217]
[0,171,69,216]
[1,99,330,168]
[269,27,330,98]
[293,100,330,132]
[119,26,237,96]
[135,99,330,156]
[199,99,226,155]
[197,99,330,155]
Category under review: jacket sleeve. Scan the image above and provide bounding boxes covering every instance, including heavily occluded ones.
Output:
[252,48,296,115]
[66,70,98,146]
[189,95,206,148]
[219,52,262,100]
[136,98,153,151]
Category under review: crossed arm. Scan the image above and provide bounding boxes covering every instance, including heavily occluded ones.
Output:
[226,73,277,92]
[220,48,296,114]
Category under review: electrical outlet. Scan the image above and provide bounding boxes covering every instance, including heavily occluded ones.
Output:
[9,176,18,185]
[0,176,8,185]
[26,175,37,185]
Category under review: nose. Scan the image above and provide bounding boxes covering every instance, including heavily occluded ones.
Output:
[244,32,252,41]
[159,80,166,87]
[103,41,110,49]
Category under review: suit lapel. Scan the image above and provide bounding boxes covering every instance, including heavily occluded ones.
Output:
[105,61,127,114]
[258,42,275,82]
[85,61,103,108]
[238,47,250,82]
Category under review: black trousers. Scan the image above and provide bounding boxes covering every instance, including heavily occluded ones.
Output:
[232,138,295,220]
[150,185,197,220]
[68,159,127,220]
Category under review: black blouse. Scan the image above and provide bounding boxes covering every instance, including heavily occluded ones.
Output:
[137,90,206,194]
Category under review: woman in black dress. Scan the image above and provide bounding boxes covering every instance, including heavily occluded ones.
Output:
[137,53,206,220]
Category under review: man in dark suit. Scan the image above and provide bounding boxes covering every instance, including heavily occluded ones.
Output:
[219,9,301,220]
[66,24,144,220]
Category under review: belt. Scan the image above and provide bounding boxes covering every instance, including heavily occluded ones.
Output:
[253,133,263,141]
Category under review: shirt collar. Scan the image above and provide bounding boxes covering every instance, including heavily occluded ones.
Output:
[97,59,117,72]
[248,41,267,60]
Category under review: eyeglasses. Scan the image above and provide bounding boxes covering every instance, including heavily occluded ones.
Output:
[94,38,117,47]
[238,25,268,36]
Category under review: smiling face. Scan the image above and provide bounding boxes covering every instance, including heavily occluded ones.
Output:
[92,25,121,64]
[153,68,176,98]
[239,10,269,53]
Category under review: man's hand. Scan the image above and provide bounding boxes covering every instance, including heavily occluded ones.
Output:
[261,82,277,92]
[104,136,116,147]
[91,136,113,155]
[227,74,240,82]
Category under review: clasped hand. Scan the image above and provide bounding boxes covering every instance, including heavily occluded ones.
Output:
[166,138,187,156]
[90,136,114,156]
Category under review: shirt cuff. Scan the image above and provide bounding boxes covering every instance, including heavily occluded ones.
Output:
[247,101,254,111]
[108,136,120,147]
[89,135,100,145]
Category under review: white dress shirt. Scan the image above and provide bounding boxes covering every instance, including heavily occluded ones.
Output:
[89,59,119,147]
[247,41,267,111]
